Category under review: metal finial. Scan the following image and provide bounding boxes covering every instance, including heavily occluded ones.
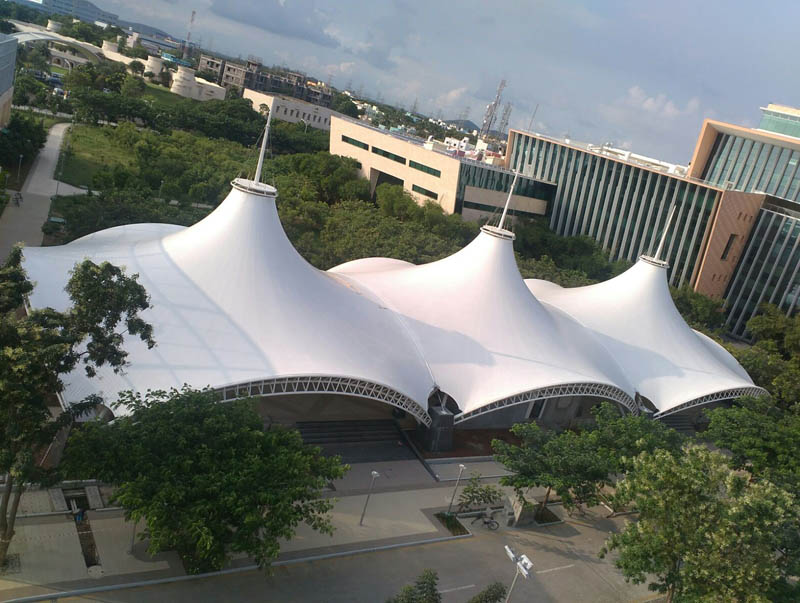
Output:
[654,204,677,261]
[254,108,273,184]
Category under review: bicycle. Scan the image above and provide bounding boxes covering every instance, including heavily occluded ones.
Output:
[470,509,500,531]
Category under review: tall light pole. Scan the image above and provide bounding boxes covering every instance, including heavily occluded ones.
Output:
[17,153,23,182]
[359,470,380,526]
[447,463,467,514]
[504,545,533,603]
[299,118,308,133]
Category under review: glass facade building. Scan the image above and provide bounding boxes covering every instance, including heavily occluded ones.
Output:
[508,132,721,287]
[725,202,800,337]
[456,159,556,218]
[699,132,800,201]
[0,34,16,96]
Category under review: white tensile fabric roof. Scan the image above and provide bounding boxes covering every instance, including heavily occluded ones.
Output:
[526,258,767,417]
[21,178,763,423]
[330,226,638,421]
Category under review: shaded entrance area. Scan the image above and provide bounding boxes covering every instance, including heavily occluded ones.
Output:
[297,420,416,464]
[253,393,422,464]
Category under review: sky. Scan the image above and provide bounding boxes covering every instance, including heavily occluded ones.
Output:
[100,0,800,164]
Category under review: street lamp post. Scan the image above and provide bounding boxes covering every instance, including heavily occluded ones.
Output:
[447,463,467,514]
[299,119,309,133]
[359,470,380,526]
[504,545,533,603]
[17,153,23,182]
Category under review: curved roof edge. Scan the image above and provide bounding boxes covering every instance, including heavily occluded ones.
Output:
[453,381,637,424]
[213,374,432,426]
[653,386,769,419]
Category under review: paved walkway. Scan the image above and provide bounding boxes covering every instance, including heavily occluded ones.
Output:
[0,122,83,261]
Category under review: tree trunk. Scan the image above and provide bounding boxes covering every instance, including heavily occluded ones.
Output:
[538,486,551,517]
[0,476,23,568]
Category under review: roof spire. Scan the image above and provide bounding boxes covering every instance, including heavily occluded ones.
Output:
[497,170,519,231]
[497,109,538,231]
[254,108,273,184]
[654,204,677,262]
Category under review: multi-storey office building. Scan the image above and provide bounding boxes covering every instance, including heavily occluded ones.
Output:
[686,109,800,335]
[505,131,740,291]
[0,34,16,127]
[509,104,800,338]
[330,116,555,220]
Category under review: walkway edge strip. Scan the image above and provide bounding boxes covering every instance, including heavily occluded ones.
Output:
[5,533,472,602]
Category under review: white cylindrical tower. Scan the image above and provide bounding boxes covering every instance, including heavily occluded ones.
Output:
[144,55,163,76]
[170,65,197,99]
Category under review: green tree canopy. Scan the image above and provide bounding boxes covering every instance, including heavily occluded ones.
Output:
[62,387,347,574]
[387,569,506,603]
[0,248,154,566]
[601,445,798,602]
[493,422,609,516]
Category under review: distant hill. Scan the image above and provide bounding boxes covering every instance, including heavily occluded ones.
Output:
[117,19,174,39]
[445,118,480,132]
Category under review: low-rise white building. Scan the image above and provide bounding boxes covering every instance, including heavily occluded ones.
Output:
[243,89,337,131]
[170,66,225,102]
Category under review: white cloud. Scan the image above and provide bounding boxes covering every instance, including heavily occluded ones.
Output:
[435,87,468,108]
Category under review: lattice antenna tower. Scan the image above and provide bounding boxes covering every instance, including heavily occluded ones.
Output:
[479,79,506,140]
[183,9,196,60]
[498,102,512,135]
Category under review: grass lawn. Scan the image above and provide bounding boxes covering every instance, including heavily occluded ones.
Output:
[143,82,188,107]
[49,65,69,75]
[59,124,135,187]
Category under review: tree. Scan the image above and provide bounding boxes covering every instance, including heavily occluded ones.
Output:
[600,445,797,602]
[62,387,347,574]
[670,283,726,333]
[0,249,154,566]
[588,402,683,475]
[387,570,506,603]
[705,396,800,494]
[332,92,360,118]
[493,422,608,517]
[457,473,503,512]
[128,60,145,76]
[120,74,146,98]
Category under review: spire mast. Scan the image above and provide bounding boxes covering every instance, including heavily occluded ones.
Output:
[498,111,536,231]
[654,204,677,261]
[254,108,273,184]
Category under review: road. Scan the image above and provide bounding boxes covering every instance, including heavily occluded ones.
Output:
[41,511,656,603]
[0,122,83,260]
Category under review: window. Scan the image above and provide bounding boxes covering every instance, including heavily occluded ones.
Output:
[341,135,368,150]
[409,160,441,178]
[412,184,438,200]
[721,233,737,260]
[371,146,406,164]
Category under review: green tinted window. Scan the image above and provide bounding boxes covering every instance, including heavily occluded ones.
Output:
[372,146,406,164]
[341,135,368,150]
[411,184,438,200]
[409,160,441,177]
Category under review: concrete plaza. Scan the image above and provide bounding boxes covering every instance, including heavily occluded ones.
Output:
[0,460,654,602]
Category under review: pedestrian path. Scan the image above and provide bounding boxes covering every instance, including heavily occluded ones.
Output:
[0,122,83,261]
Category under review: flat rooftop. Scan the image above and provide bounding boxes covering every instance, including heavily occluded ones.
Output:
[336,116,555,183]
